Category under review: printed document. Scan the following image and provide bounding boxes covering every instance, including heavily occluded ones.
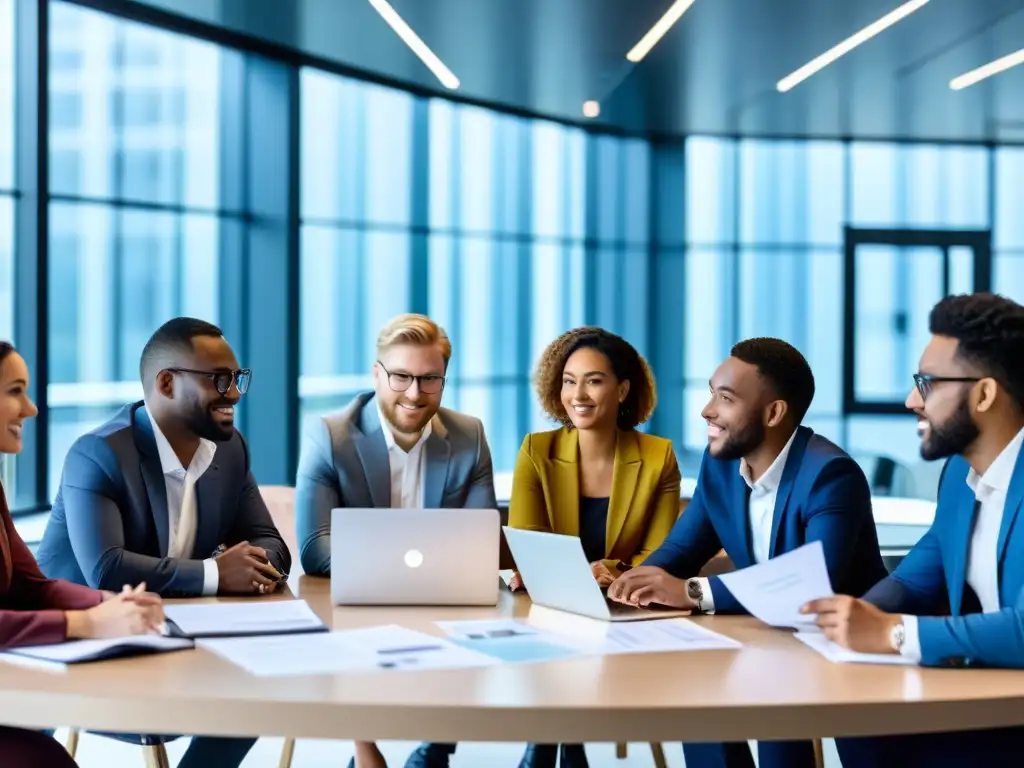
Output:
[199,624,497,676]
[437,616,740,661]
[716,540,832,629]
[794,631,916,666]
[164,599,326,638]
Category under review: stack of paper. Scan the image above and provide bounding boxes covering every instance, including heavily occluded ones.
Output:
[164,600,327,638]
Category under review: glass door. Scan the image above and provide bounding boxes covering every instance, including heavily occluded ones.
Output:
[843,227,992,415]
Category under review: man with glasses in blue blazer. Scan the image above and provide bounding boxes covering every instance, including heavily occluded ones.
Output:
[805,293,1024,766]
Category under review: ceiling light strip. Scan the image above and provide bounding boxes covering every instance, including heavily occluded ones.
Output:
[951,47,1024,90]
[626,0,698,63]
[366,0,460,89]
[776,0,930,92]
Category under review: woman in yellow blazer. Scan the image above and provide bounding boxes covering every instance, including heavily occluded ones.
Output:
[510,326,681,589]
[510,327,680,768]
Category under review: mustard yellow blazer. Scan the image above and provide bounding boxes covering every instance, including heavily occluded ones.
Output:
[509,427,681,573]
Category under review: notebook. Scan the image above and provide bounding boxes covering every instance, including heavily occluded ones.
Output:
[0,635,194,671]
[163,599,328,639]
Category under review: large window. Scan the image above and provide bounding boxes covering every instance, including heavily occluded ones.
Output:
[681,137,1018,499]
[299,71,590,476]
[47,2,231,498]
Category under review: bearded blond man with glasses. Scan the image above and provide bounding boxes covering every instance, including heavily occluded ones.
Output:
[295,313,497,768]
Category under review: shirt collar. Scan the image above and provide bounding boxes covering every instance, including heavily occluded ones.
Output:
[740,429,798,493]
[144,401,216,475]
[376,401,433,453]
[966,427,1024,497]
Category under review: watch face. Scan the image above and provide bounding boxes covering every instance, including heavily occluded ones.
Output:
[687,580,702,600]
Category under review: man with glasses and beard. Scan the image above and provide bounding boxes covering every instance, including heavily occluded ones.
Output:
[607,337,886,768]
[803,293,1024,767]
[36,317,290,767]
[295,312,496,768]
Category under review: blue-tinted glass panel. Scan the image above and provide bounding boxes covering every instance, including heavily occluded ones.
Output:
[739,141,844,246]
[850,143,988,228]
[427,235,503,378]
[0,197,11,342]
[995,148,1024,249]
[590,247,650,353]
[48,202,220,498]
[531,121,586,240]
[686,138,735,245]
[49,2,221,206]
[299,226,411,398]
[300,69,413,226]
[685,249,734,381]
[739,250,842,415]
[0,0,13,190]
[996,253,1024,304]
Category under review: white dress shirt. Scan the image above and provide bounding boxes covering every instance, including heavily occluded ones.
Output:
[377,402,433,509]
[696,430,799,613]
[900,427,1024,661]
[147,404,220,596]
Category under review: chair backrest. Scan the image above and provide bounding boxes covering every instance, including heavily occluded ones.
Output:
[259,485,301,576]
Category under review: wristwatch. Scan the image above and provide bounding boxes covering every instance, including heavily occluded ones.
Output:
[889,620,906,653]
[686,578,705,612]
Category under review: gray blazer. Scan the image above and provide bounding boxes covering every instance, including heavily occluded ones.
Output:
[36,402,290,597]
[295,391,497,575]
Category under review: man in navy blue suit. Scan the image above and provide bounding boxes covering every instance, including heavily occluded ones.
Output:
[608,337,886,768]
[804,293,1024,766]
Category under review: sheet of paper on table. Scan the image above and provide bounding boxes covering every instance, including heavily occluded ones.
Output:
[164,599,326,638]
[436,618,583,664]
[716,540,832,630]
[198,624,498,676]
[437,616,741,661]
[794,631,917,666]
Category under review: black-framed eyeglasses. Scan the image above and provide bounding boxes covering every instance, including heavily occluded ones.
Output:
[166,368,252,396]
[376,361,445,394]
[912,372,980,400]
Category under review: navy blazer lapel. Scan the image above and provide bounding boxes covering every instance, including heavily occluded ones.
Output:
[423,420,452,509]
[996,448,1024,582]
[732,471,754,566]
[134,406,171,557]
[354,401,392,508]
[769,427,811,558]
[194,464,222,558]
[949,491,979,616]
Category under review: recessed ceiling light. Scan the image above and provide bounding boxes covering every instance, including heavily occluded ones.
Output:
[626,0,698,63]
[950,47,1024,90]
[367,0,460,89]
[776,0,930,93]
[582,101,601,118]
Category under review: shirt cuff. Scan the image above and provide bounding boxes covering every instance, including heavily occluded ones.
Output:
[899,614,922,663]
[202,558,220,597]
[696,577,715,614]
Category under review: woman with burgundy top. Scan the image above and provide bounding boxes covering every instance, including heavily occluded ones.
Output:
[0,342,166,767]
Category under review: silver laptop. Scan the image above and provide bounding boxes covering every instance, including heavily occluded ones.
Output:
[331,508,500,606]
[502,527,691,622]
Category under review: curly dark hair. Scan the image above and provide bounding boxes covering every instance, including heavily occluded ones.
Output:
[930,292,1024,411]
[730,337,816,424]
[534,327,657,430]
